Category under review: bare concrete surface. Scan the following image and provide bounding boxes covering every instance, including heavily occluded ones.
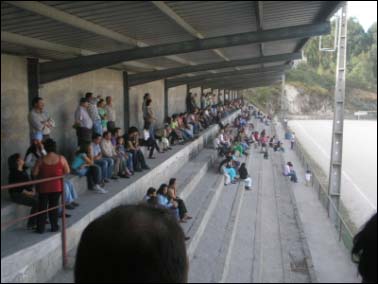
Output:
[275,119,360,283]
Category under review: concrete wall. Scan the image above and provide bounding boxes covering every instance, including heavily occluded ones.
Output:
[39,68,124,161]
[168,84,187,116]
[129,80,164,129]
[1,54,29,186]
[189,87,201,110]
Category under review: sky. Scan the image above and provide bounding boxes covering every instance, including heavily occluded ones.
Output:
[347,1,377,31]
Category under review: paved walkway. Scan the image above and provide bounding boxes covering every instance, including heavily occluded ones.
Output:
[275,119,360,283]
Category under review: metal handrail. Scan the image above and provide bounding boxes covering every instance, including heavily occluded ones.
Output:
[1,175,68,268]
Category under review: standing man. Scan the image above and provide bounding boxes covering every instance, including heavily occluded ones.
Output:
[85,92,103,136]
[28,97,55,141]
[75,98,93,147]
[105,96,116,133]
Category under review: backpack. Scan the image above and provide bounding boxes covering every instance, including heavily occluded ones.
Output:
[263,151,268,159]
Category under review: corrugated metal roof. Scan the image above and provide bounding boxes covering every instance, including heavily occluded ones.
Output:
[1,1,343,88]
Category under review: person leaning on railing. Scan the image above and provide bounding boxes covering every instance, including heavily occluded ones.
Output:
[32,139,70,234]
[8,153,39,230]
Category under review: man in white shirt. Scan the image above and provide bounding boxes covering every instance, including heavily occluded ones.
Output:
[28,97,55,141]
[74,98,93,146]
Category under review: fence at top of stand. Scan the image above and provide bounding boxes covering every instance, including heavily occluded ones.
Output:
[280,120,355,251]
[1,175,68,268]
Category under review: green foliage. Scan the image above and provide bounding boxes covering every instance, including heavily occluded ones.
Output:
[294,18,377,93]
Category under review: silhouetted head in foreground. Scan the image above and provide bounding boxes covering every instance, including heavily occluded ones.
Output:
[352,213,377,283]
[75,204,188,283]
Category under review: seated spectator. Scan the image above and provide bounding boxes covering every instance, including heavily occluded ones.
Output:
[352,213,377,283]
[269,135,276,148]
[168,178,192,223]
[24,132,47,176]
[72,143,107,194]
[224,163,238,185]
[305,170,312,187]
[115,136,133,176]
[156,124,172,152]
[170,115,186,143]
[283,162,298,183]
[8,153,38,230]
[127,127,150,172]
[74,205,188,283]
[111,127,122,146]
[156,184,179,220]
[273,140,285,152]
[238,163,253,190]
[32,139,70,233]
[141,121,162,159]
[101,131,124,178]
[91,134,116,183]
[143,187,157,203]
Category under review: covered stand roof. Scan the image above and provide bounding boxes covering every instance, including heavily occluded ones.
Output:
[1,1,344,90]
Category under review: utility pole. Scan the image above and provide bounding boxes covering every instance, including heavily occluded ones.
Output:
[327,3,348,230]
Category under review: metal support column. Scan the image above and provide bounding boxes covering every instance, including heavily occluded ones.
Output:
[327,3,347,228]
[164,79,169,119]
[217,89,221,104]
[123,71,130,131]
[27,58,40,110]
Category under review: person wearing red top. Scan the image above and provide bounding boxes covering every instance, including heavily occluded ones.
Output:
[33,139,70,234]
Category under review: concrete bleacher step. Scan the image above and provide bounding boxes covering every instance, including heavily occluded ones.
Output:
[48,150,223,283]
[1,110,241,283]
[187,156,248,283]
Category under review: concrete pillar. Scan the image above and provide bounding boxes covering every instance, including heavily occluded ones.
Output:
[123,71,130,131]
[164,79,169,120]
[27,58,39,111]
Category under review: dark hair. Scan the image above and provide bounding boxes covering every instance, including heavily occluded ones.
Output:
[92,133,102,140]
[74,205,188,283]
[8,153,21,172]
[85,92,93,99]
[97,98,104,106]
[287,162,293,167]
[112,127,121,136]
[128,127,139,135]
[240,163,246,169]
[169,178,176,187]
[116,136,124,145]
[77,143,90,155]
[144,93,150,99]
[103,131,111,138]
[44,139,57,153]
[146,99,152,106]
[146,187,156,196]
[157,184,168,195]
[352,213,377,283]
[32,97,43,107]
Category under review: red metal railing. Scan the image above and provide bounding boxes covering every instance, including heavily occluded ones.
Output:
[1,175,68,268]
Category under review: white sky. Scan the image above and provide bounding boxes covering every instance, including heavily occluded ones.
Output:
[347,1,377,31]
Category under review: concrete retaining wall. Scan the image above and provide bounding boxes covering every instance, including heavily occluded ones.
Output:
[129,80,164,129]
[1,55,29,187]
[168,84,187,116]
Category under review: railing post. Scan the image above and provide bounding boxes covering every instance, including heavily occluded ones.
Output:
[61,177,68,268]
